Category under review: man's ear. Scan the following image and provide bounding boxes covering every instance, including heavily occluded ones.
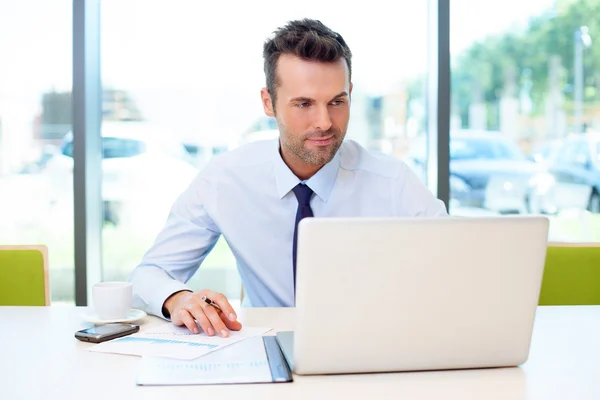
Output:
[261,88,275,117]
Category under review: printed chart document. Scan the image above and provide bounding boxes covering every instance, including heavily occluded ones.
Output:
[89,324,271,360]
[136,336,293,385]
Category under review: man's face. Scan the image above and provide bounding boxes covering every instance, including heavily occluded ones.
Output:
[262,54,352,167]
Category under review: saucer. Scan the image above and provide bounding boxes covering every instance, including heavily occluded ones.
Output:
[82,308,147,325]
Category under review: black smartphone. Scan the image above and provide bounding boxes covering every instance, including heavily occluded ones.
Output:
[74,323,139,343]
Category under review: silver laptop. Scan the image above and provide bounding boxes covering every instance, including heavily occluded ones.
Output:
[276,216,549,375]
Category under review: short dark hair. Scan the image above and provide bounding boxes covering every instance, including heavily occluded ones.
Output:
[263,19,352,111]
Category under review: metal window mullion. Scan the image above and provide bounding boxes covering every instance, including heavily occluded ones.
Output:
[73,0,102,306]
[426,0,451,208]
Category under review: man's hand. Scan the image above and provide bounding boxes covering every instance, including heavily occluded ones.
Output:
[164,290,242,337]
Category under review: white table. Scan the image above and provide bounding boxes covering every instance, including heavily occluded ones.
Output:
[1,306,599,400]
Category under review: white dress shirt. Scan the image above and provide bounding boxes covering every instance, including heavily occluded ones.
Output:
[130,139,447,318]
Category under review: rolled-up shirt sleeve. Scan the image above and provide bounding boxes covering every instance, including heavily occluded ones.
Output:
[129,170,221,319]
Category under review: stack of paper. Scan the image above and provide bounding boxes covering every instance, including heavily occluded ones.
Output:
[89,324,271,360]
[136,336,276,385]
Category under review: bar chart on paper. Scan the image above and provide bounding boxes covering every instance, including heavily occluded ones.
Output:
[89,325,272,360]
[116,337,217,348]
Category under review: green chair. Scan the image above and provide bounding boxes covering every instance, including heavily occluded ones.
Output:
[539,243,600,305]
[0,245,49,306]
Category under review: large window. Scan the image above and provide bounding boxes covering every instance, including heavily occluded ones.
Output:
[0,1,75,304]
[7,2,598,305]
[447,0,600,241]
[100,0,430,301]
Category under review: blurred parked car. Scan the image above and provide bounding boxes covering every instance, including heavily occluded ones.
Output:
[407,130,550,214]
[18,145,60,174]
[42,121,199,225]
[182,142,230,169]
[529,139,561,165]
[537,134,600,214]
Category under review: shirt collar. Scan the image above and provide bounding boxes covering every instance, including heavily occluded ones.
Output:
[273,139,340,202]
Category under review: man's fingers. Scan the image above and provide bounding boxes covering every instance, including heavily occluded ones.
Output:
[173,290,240,337]
[178,309,199,334]
[201,303,230,338]
[169,308,184,326]
[186,303,215,336]
[206,291,238,323]
[223,318,243,331]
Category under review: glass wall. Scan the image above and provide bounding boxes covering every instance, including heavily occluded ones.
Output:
[99,0,430,302]
[7,1,599,304]
[443,0,600,241]
[0,1,75,304]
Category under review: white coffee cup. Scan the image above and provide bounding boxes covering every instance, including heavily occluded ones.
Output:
[92,281,132,320]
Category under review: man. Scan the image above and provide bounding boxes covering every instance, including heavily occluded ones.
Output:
[130,18,447,337]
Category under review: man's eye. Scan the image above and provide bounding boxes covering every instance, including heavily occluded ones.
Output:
[296,102,309,108]
[330,100,345,106]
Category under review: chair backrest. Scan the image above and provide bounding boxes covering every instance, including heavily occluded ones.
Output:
[539,242,600,305]
[0,245,49,306]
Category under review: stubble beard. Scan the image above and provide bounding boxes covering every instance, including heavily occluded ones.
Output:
[279,124,344,166]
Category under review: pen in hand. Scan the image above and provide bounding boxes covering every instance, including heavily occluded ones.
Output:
[201,295,223,313]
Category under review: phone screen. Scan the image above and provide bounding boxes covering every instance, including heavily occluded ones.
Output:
[75,323,139,343]
[80,324,136,336]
